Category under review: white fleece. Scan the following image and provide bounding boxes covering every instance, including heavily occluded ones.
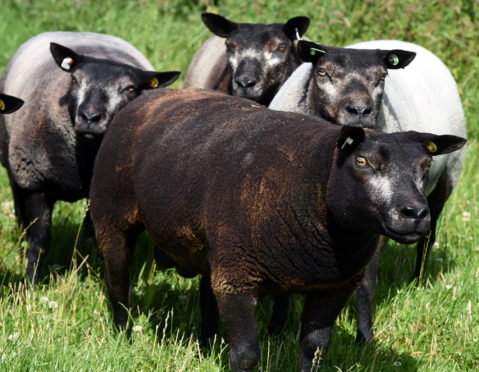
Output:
[269,40,467,195]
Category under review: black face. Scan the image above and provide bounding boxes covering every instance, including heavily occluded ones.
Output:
[50,43,180,138]
[68,61,157,137]
[327,127,466,244]
[0,93,24,114]
[298,41,416,128]
[202,13,309,105]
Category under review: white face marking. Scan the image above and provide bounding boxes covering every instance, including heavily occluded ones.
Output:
[76,82,87,106]
[368,173,393,205]
[229,49,263,70]
[105,85,124,113]
[322,79,338,97]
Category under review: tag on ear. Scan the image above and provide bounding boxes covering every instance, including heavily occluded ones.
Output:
[425,141,437,153]
[310,47,325,56]
[61,57,74,70]
[340,136,354,149]
[387,53,399,67]
[337,126,365,150]
[148,77,160,89]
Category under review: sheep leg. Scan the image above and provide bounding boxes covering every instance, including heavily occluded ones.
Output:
[268,294,289,335]
[414,171,452,279]
[215,291,260,372]
[300,282,357,372]
[23,191,53,284]
[6,174,26,225]
[199,275,219,347]
[356,237,384,343]
[98,227,134,330]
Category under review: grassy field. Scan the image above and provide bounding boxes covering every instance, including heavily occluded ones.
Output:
[0,0,478,371]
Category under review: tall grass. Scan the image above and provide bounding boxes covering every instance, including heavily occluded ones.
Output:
[0,0,477,371]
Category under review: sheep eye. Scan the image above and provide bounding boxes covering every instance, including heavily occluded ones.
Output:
[277,43,287,52]
[71,76,78,85]
[124,86,136,93]
[355,156,369,167]
[317,67,327,76]
[225,40,239,51]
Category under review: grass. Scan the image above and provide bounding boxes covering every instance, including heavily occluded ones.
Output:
[0,0,478,371]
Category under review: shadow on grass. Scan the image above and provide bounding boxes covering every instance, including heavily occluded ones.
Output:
[124,269,420,371]
[367,237,457,311]
[324,327,419,372]
[0,265,23,290]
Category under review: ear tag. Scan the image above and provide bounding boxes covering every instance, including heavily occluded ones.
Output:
[0,99,5,111]
[295,27,302,41]
[61,57,74,70]
[425,141,437,153]
[341,136,354,149]
[387,53,399,66]
[148,77,159,89]
[309,47,325,56]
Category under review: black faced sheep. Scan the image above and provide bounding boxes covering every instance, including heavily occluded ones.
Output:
[183,13,309,105]
[89,88,466,372]
[269,39,467,341]
[0,31,180,283]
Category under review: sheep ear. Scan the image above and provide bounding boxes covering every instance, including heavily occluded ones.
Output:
[282,16,310,40]
[400,131,467,155]
[50,43,83,72]
[383,49,416,69]
[141,71,181,90]
[297,40,327,64]
[0,93,24,114]
[201,13,238,38]
[337,126,365,150]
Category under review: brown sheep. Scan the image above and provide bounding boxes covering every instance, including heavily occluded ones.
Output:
[90,89,465,371]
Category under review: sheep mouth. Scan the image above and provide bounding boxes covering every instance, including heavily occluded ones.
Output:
[382,224,425,244]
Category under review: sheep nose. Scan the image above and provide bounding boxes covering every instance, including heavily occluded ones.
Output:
[235,78,257,89]
[346,105,372,117]
[400,205,429,221]
[81,111,102,123]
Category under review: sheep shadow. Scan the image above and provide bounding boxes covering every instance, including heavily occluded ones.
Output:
[126,275,419,371]
[31,209,105,283]
[365,237,457,311]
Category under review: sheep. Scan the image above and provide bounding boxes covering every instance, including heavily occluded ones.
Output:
[183,12,309,331]
[89,88,466,371]
[269,39,467,341]
[0,93,23,114]
[0,31,180,283]
[183,13,310,105]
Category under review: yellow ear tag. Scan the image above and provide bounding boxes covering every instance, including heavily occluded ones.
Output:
[148,77,159,89]
[0,99,5,111]
[425,141,437,153]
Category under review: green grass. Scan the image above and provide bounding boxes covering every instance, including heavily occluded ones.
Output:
[0,0,478,371]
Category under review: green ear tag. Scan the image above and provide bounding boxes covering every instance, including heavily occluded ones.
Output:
[387,53,400,66]
[310,47,325,56]
[0,99,4,111]
[425,141,437,153]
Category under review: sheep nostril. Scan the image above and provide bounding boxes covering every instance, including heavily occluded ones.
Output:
[401,206,429,220]
[346,105,372,116]
[417,207,429,220]
[235,79,256,89]
[81,112,101,123]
